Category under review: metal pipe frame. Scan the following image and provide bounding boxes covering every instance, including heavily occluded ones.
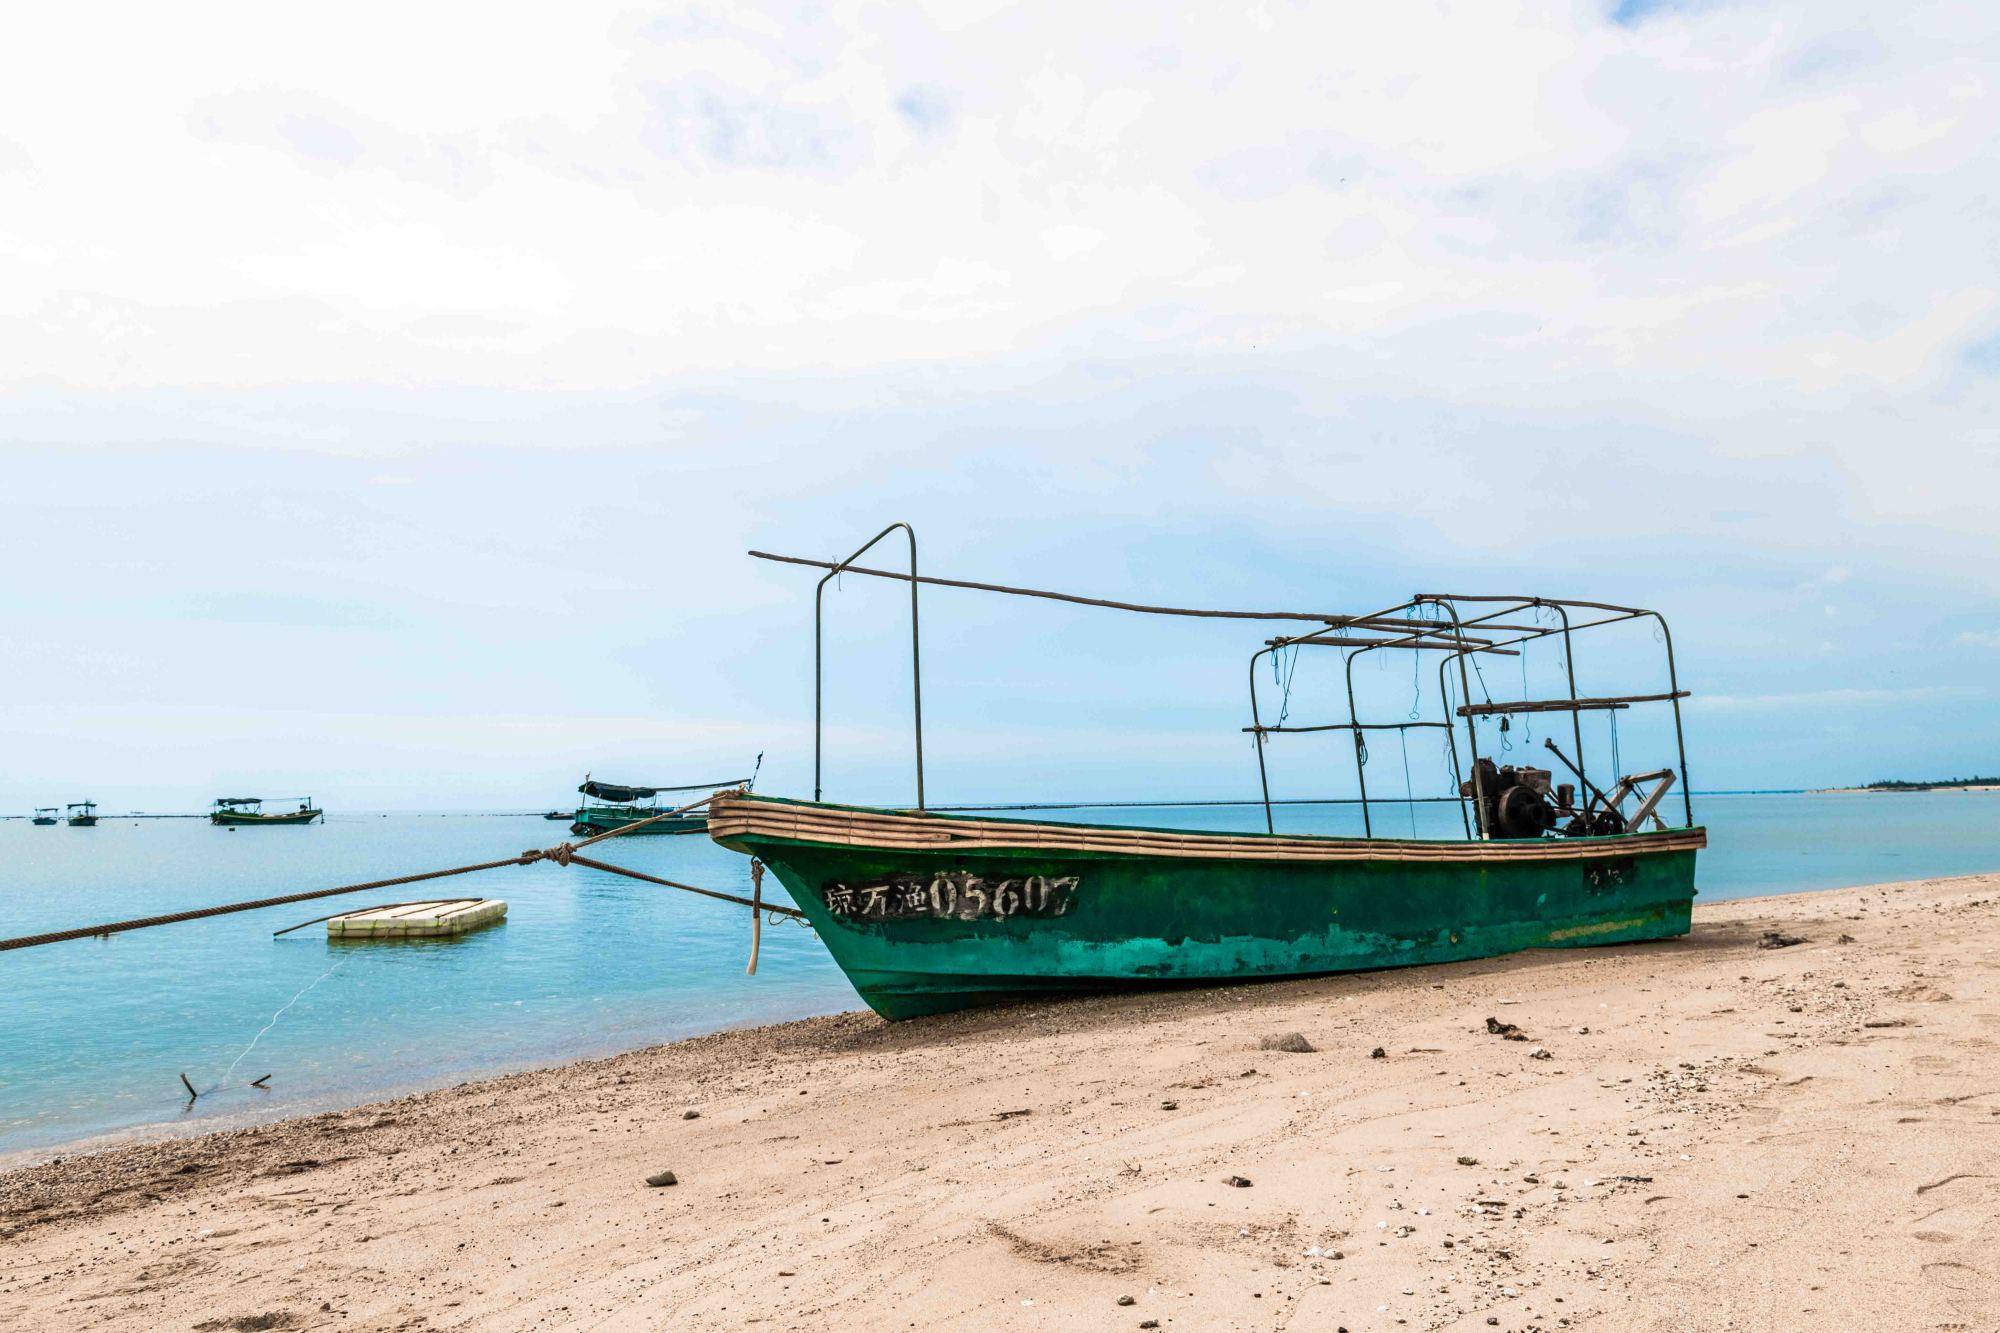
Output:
[1247,592,1694,842]
[814,523,924,809]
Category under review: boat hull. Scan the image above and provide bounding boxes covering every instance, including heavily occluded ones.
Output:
[569,809,707,836]
[709,795,1704,1020]
[66,816,97,828]
[211,810,322,826]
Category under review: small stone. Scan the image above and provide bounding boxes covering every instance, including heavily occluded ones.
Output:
[1487,1319,1500,1327]
[1758,931,1806,950]
[1140,1323,1159,1330]
[1371,1047,1387,1059]
[1160,1100,1178,1111]
[1116,1295,1136,1306]
[1225,1175,1253,1188]
[1258,1032,1316,1053]
[645,1170,679,1188]
[1529,1047,1552,1060]
[1457,1156,1478,1166]
[682,1110,700,1120]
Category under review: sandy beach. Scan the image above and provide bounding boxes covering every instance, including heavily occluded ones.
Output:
[4,873,1997,1333]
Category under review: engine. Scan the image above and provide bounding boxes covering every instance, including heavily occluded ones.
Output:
[1460,758,1558,839]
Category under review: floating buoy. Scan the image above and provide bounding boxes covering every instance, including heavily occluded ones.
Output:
[327,899,506,940]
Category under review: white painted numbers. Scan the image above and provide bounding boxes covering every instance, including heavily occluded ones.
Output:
[821,871,1079,921]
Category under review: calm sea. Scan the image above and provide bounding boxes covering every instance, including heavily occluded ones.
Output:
[2,791,1995,1160]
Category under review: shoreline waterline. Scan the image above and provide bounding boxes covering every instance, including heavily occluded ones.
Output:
[1,867,1993,1169]
[4,791,1997,1159]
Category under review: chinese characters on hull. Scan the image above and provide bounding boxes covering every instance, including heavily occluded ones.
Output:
[822,871,1080,922]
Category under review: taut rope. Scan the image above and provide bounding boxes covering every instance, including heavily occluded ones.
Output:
[0,788,801,955]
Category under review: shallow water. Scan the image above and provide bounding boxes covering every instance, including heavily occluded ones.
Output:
[1,791,1994,1158]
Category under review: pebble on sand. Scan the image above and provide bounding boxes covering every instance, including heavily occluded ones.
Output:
[1371,1047,1387,1059]
[1225,1175,1254,1188]
[1457,1156,1479,1166]
[645,1170,679,1188]
[682,1110,701,1120]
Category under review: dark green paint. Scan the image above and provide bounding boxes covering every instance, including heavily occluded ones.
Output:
[715,802,1700,1020]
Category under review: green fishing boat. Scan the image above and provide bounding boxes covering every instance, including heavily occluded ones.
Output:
[709,525,1704,1020]
[709,795,1702,1019]
[210,796,322,826]
[31,807,59,826]
[568,763,760,837]
[66,802,98,828]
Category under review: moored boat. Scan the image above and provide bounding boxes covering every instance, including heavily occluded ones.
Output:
[66,802,98,827]
[568,762,761,837]
[211,797,323,826]
[709,526,1705,1019]
[709,794,1702,1019]
[31,807,59,826]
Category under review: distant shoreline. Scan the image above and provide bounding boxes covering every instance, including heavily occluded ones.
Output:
[1815,783,2000,794]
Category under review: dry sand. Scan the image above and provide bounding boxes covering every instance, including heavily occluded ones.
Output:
[5,874,1999,1333]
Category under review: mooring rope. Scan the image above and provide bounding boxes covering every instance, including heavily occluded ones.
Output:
[0,788,801,954]
[214,956,346,1092]
[0,855,539,953]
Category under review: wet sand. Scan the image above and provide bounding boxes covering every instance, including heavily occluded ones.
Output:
[4,873,1998,1332]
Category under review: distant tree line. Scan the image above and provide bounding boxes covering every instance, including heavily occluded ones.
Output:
[1864,776,2000,790]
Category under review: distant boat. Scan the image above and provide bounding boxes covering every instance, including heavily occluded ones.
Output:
[66,802,98,828]
[31,807,58,826]
[568,762,760,837]
[542,810,569,821]
[210,796,323,826]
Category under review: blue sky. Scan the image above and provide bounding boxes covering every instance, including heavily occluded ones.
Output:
[2,1,1996,810]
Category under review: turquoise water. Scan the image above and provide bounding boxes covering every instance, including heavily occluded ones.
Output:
[2,791,1995,1159]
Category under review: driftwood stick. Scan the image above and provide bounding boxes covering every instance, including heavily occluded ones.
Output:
[250,1075,272,1088]
[179,1072,198,1100]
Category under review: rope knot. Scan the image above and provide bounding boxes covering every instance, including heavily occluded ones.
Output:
[522,842,575,867]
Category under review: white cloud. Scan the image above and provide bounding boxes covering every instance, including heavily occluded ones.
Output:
[2,1,1995,415]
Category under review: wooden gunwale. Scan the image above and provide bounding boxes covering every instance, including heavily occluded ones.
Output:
[707,796,1705,864]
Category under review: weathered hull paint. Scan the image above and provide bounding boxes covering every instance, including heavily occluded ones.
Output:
[712,800,1702,1020]
[210,810,322,826]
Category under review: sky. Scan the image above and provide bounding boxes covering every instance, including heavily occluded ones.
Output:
[2,0,1996,811]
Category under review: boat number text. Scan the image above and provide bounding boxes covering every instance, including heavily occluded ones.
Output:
[822,871,1079,922]
[1582,857,1635,890]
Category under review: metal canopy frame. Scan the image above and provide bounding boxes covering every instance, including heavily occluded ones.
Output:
[1246,594,1693,838]
[811,524,925,809]
[761,535,1693,841]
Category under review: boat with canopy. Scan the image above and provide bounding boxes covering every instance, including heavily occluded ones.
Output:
[66,802,98,828]
[569,763,760,837]
[210,797,323,826]
[31,807,59,826]
[707,523,1705,1019]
